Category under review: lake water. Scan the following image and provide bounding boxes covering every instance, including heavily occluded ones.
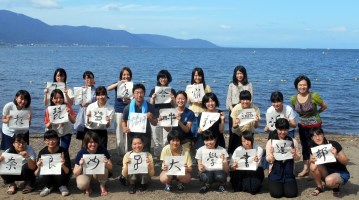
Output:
[0,46,358,135]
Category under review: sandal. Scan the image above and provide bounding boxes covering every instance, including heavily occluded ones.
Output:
[311,186,323,196]
[7,184,17,195]
[84,188,92,196]
[333,187,340,197]
[22,184,34,194]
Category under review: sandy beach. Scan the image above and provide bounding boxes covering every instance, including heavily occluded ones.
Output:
[1,132,358,200]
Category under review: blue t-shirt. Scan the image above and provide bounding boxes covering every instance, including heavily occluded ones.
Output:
[172,107,195,140]
[113,86,129,113]
[75,146,111,165]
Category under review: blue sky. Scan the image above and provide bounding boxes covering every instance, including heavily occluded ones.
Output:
[1,0,358,48]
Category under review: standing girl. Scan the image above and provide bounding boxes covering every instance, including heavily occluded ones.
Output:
[197,92,225,149]
[186,67,211,144]
[149,70,176,159]
[226,65,253,154]
[290,75,327,177]
[74,71,96,142]
[43,68,74,105]
[44,89,76,150]
[107,67,133,157]
[1,90,32,150]
[85,86,114,149]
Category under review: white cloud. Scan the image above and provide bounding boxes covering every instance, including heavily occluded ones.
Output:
[328,26,347,32]
[31,0,61,9]
[220,24,231,29]
[101,3,196,12]
[115,24,127,30]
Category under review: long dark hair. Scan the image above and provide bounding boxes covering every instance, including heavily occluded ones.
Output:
[232,65,249,86]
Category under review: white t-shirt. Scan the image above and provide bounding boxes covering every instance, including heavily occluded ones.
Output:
[2,102,32,137]
[85,101,114,130]
[265,104,296,131]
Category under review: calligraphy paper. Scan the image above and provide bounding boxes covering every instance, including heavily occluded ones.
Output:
[8,110,30,130]
[165,156,185,176]
[117,81,133,99]
[74,87,92,105]
[233,149,258,170]
[46,82,65,102]
[199,112,220,131]
[128,113,147,133]
[0,153,22,175]
[83,154,105,175]
[201,149,223,171]
[311,144,336,165]
[272,140,293,161]
[266,113,285,131]
[48,105,69,124]
[128,153,148,174]
[90,108,108,125]
[158,108,178,127]
[40,153,61,175]
[154,86,172,104]
[237,108,256,126]
[186,84,205,102]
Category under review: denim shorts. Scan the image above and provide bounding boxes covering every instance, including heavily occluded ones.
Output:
[327,168,350,184]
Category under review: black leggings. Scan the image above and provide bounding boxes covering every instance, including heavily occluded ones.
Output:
[268,179,298,198]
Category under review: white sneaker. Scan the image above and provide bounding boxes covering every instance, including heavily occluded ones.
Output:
[59,185,70,196]
[40,186,51,197]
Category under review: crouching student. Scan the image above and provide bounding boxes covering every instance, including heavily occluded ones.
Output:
[73,131,112,196]
[266,118,301,198]
[0,133,37,195]
[195,130,229,193]
[309,127,350,197]
[122,135,155,194]
[159,130,192,192]
[229,131,264,194]
[35,130,71,196]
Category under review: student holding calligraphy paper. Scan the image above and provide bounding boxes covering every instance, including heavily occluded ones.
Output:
[168,90,195,151]
[290,75,327,178]
[122,135,155,194]
[309,127,349,197]
[44,89,76,150]
[226,66,253,154]
[43,68,74,106]
[1,90,32,150]
[149,70,176,160]
[73,131,112,196]
[107,66,133,158]
[34,130,71,197]
[0,133,36,195]
[186,67,211,144]
[159,130,192,192]
[122,84,158,153]
[197,92,225,149]
[195,130,229,194]
[266,118,301,198]
[85,86,114,149]
[229,131,264,194]
[229,90,260,153]
[74,71,96,142]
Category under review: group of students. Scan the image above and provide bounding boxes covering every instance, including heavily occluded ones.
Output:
[0,66,350,198]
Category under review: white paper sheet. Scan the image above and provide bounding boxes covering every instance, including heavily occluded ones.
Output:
[40,153,62,175]
[158,108,178,127]
[83,154,105,175]
[164,156,185,176]
[199,112,220,131]
[128,152,148,174]
[311,144,336,165]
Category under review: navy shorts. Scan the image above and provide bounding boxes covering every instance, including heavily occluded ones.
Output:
[327,168,350,184]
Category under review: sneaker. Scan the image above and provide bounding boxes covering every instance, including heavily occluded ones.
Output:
[119,175,127,186]
[40,187,52,197]
[177,183,184,191]
[164,185,172,192]
[59,185,70,196]
[217,185,225,193]
[199,185,209,194]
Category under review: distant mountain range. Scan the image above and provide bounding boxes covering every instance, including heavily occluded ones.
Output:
[0,10,218,48]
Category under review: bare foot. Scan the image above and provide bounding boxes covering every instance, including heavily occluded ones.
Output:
[100,183,108,196]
